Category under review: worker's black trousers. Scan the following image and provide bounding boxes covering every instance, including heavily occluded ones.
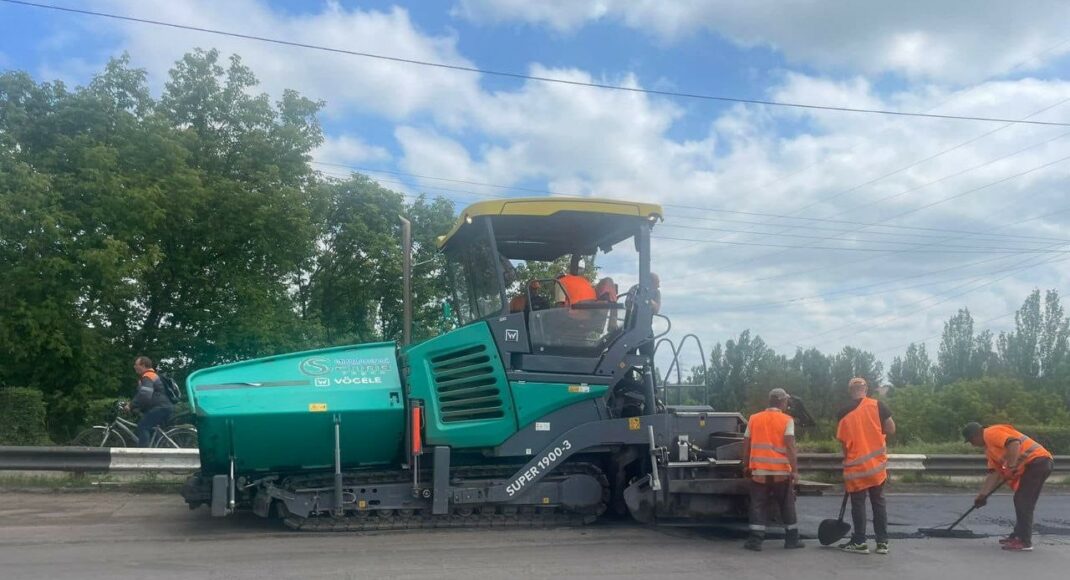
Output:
[748,478,797,536]
[1014,457,1053,546]
[849,482,887,544]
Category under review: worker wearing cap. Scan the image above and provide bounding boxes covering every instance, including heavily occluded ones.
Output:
[836,377,895,555]
[741,388,803,551]
[963,422,1054,552]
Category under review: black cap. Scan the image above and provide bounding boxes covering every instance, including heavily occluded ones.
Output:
[962,422,983,442]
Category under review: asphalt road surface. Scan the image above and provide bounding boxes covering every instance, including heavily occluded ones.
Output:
[0,490,1067,580]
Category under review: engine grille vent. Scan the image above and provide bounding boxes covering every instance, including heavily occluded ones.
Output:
[430,344,505,423]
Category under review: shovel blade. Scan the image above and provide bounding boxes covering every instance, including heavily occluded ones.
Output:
[818,519,851,545]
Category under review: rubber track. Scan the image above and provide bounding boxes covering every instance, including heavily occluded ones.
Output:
[282,462,609,532]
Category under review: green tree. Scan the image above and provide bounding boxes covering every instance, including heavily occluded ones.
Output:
[889,342,933,388]
[702,330,772,410]
[830,345,882,392]
[788,347,836,418]
[999,289,1069,384]
[937,308,989,384]
[0,51,326,436]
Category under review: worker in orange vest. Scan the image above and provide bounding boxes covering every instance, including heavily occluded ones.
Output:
[556,273,596,306]
[741,388,804,551]
[963,422,1054,551]
[836,377,895,555]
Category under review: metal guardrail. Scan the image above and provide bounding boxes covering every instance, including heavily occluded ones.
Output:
[0,447,1063,475]
[0,446,199,472]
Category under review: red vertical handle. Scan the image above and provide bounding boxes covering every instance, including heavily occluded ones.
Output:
[411,405,423,455]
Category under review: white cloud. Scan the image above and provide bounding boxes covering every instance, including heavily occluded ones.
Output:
[38,0,1070,368]
[454,0,1070,82]
[395,67,1070,363]
[313,134,392,166]
[87,0,482,123]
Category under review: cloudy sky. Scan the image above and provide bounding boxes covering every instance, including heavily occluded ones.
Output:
[3,0,1070,373]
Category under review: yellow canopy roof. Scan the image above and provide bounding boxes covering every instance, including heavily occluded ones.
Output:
[436,197,663,256]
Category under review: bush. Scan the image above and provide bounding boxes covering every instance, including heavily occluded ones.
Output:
[888,378,1070,444]
[0,387,52,445]
[1017,425,1070,455]
[82,398,121,426]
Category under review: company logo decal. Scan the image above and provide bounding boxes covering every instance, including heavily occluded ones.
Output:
[299,357,331,376]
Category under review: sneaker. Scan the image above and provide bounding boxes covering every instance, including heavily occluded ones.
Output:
[743,538,763,552]
[998,535,1017,545]
[875,542,889,555]
[840,542,870,555]
[1001,538,1033,552]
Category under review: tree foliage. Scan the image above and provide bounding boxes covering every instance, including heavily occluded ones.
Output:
[0,52,456,437]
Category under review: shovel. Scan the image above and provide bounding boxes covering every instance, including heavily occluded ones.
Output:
[918,481,1005,539]
[818,491,852,545]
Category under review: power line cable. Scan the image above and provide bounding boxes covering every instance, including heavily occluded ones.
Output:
[873,310,1017,356]
[6,0,1070,127]
[651,233,1070,254]
[671,96,1070,254]
[672,126,1070,270]
[777,248,1070,349]
[315,160,1070,244]
[664,214,1070,244]
[670,152,1070,285]
[660,222,1064,252]
[716,251,1052,312]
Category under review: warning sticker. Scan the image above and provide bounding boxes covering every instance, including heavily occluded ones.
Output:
[628,417,641,431]
[568,385,590,393]
[535,422,550,431]
[308,403,328,412]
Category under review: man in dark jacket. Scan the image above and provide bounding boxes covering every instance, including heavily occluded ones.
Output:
[129,356,173,447]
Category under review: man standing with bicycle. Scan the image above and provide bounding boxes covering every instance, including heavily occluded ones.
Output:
[128,356,173,447]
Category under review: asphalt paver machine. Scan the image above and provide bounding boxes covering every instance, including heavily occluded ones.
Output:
[181,197,753,530]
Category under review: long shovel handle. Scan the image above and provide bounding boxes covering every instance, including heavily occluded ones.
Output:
[837,490,850,522]
[947,480,1005,531]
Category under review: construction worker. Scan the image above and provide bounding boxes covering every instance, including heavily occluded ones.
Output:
[555,274,595,305]
[742,388,804,551]
[963,422,1054,551]
[128,356,174,447]
[836,377,895,555]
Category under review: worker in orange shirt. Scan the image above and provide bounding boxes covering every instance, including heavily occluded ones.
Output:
[837,377,895,555]
[741,388,804,551]
[963,422,1054,552]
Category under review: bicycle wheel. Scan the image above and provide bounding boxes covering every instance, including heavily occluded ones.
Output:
[71,426,127,448]
[154,425,198,448]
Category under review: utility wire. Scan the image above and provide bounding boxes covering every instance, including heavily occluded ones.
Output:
[673,127,1070,273]
[671,97,1070,254]
[664,214,1070,244]
[713,251,1054,312]
[6,0,1070,127]
[873,311,1017,356]
[660,223,1064,252]
[315,160,1070,244]
[652,234,1070,254]
[672,151,1070,285]
[778,248,1070,349]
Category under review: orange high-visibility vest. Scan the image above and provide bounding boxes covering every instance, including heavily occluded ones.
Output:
[837,397,887,492]
[983,425,1053,491]
[748,409,793,476]
[557,275,596,305]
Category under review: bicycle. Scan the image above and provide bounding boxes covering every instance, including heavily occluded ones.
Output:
[70,400,198,448]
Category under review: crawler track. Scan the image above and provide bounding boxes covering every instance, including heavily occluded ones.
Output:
[281,462,610,532]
